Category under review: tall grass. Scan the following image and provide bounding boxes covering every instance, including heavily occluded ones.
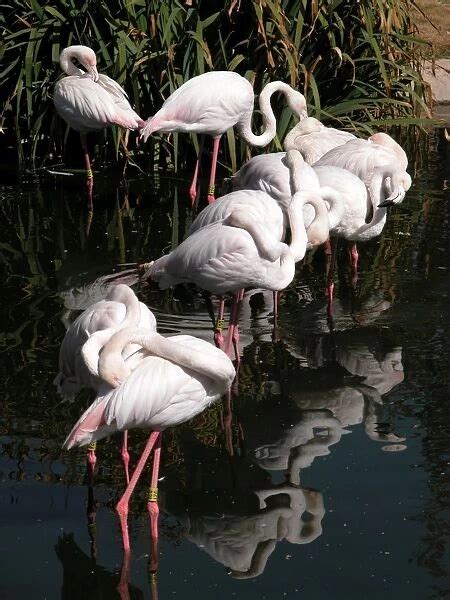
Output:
[0,0,431,174]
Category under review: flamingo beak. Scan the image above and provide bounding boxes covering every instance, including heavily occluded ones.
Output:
[378,199,395,208]
[378,186,405,208]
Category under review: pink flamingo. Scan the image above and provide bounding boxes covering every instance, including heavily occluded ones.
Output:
[53,45,143,188]
[141,184,329,360]
[54,284,156,483]
[140,71,308,204]
[63,327,235,571]
[283,116,357,163]
[186,186,328,348]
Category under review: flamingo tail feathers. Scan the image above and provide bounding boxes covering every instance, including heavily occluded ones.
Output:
[63,396,116,450]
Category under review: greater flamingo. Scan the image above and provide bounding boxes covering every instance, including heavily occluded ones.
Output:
[53,45,143,186]
[186,186,328,347]
[54,283,156,481]
[232,150,343,242]
[141,189,329,358]
[63,327,235,571]
[140,71,308,204]
[283,116,356,163]
[313,132,411,208]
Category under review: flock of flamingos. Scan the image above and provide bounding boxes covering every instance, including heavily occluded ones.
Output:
[52,45,412,571]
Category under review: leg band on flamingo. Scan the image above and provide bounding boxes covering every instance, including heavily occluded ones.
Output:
[116,431,161,553]
[148,487,158,502]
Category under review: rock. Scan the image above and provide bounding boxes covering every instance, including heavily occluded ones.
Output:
[423,59,450,104]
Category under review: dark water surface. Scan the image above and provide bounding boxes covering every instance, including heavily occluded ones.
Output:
[1,131,449,599]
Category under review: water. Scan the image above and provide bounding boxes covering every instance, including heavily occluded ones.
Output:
[0,131,449,599]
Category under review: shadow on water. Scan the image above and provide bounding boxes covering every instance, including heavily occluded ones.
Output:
[0,130,449,598]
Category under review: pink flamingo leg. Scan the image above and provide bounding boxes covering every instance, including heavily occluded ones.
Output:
[121,430,130,485]
[225,290,243,363]
[117,548,132,600]
[349,242,359,286]
[221,391,234,456]
[147,433,162,574]
[214,296,225,350]
[81,134,94,224]
[325,238,338,318]
[189,135,205,206]
[87,441,97,483]
[80,133,93,180]
[116,431,160,553]
[272,291,280,342]
[207,136,221,204]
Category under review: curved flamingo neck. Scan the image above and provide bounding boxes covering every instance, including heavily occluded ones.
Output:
[238,82,306,147]
[289,192,328,261]
[319,186,345,230]
[106,285,141,329]
[82,329,112,378]
[59,47,85,76]
[283,149,329,258]
[356,206,388,240]
[99,328,235,388]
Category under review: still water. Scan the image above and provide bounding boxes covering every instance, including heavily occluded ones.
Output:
[0,131,449,599]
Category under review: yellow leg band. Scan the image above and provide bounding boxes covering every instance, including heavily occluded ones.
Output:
[88,441,97,452]
[208,184,215,196]
[215,318,225,331]
[148,487,158,502]
[86,169,93,179]
[149,572,158,583]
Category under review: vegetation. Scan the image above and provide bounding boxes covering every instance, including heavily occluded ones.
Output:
[1,0,432,175]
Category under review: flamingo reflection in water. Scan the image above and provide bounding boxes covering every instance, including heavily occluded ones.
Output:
[247,329,406,485]
[63,326,235,572]
[163,477,324,579]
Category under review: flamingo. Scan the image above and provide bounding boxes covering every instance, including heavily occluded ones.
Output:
[313,132,412,208]
[63,326,236,570]
[141,188,329,358]
[186,187,328,348]
[53,45,143,188]
[283,116,357,163]
[232,150,321,219]
[140,71,308,204]
[54,283,156,482]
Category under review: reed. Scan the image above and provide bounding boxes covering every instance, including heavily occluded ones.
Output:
[1,0,432,173]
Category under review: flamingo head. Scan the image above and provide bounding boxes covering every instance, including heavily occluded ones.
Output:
[79,47,99,82]
[287,90,308,120]
[66,45,99,82]
[98,345,130,388]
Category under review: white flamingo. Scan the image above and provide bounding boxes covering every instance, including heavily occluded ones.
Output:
[186,186,329,348]
[313,132,411,207]
[54,284,156,481]
[283,116,356,163]
[140,71,308,203]
[53,45,143,180]
[63,326,235,567]
[141,188,329,358]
